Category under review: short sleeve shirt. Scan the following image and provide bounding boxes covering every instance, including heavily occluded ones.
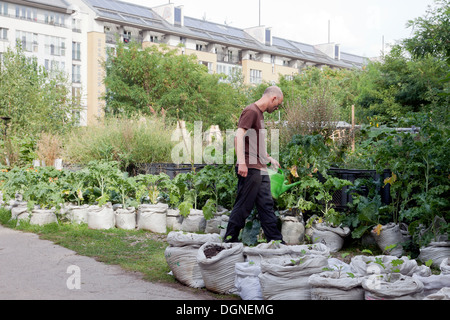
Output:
[237,103,268,169]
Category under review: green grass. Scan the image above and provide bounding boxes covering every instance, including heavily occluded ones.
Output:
[0,208,173,283]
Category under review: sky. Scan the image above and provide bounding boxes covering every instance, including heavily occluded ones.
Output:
[121,0,437,58]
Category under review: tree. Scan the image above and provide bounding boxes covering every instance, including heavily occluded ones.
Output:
[103,41,246,130]
[0,44,80,137]
[403,0,450,62]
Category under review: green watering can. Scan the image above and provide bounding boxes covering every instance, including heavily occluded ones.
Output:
[267,168,302,200]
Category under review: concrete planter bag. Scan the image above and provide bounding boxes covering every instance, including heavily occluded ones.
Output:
[181,209,206,233]
[308,271,364,300]
[311,223,351,252]
[372,223,409,257]
[197,242,244,295]
[166,208,183,231]
[258,255,328,300]
[281,216,305,245]
[165,232,222,289]
[67,204,90,224]
[234,261,263,300]
[87,203,115,230]
[243,241,293,265]
[137,203,168,234]
[350,255,431,277]
[362,273,424,300]
[419,240,450,268]
[115,207,136,230]
[30,209,58,226]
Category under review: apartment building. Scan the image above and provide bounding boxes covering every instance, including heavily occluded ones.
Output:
[0,0,368,126]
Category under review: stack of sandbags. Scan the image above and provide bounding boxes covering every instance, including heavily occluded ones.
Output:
[165,232,222,288]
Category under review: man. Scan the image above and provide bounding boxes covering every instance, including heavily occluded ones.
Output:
[224,86,285,243]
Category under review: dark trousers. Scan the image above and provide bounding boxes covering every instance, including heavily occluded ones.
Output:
[224,168,283,243]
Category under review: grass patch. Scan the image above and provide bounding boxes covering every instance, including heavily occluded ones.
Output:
[0,208,173,283]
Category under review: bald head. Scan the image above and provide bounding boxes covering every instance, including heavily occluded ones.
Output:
[263,86,283,99]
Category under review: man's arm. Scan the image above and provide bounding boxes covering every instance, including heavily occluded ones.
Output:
[235,128,248,177]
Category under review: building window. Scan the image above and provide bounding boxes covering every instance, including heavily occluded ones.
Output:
[72,42,81,60]
[150,35,158,43]
[44,11,65,26]
[16,30,36,52]
[196,44,203,51]
[0,2,8,15]
[0,28,7,40]
[72,18,81,33]
[15,5,37,21]
[72,64,81,83]
[45,36,66,56]
[250,69,262,84]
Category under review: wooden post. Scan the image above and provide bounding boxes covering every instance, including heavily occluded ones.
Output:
[351,105,355,152]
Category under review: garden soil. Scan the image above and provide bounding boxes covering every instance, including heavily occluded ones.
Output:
[0,225,217,300]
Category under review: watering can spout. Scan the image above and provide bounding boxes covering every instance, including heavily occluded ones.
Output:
[268,168,302,199]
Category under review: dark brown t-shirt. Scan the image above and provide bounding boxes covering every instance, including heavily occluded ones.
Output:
[237,103,268,170]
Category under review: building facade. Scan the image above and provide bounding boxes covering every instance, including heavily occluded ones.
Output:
[0,0,368,126]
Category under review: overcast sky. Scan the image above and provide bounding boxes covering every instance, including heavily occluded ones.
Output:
[122,0,436,58]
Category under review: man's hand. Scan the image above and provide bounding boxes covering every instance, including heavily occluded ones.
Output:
[238,163,248,178]
[268,156,280,170]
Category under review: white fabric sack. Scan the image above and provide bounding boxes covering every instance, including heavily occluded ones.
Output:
[288,243,331,258]
[197,242,244,295]
[419,241,450,268]
[281,216,305,245]
[181,209,206,233]
[30,209,57,226]
[165,232,222,288]
[412,273,450,297]
[362,273,424,300]
[258,255,328,300]
[327,257,353,274]
[244,241,293,264]
[234,262,263,300]
[166,208,183,231]
[137,203,168,234]
[311,223,350,252]
[350,255,429,277]
[115,208,136,230]
[10,202,29,220]
[166,231,222,247]
[372,223,406,257]
[87,204,115,230]
[67,205,90,224]
[441,258,450,275]
[423,287,450,300]
[165,246,205,288]
[309,271,364,300]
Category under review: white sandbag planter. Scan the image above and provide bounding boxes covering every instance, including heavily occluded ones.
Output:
[419,241,450,268]
[423,287,450,300]
[288,243,331,258]
[165,232,222,289]
[362,273,424,300]
[197,242,244,295]
[10,201,29,221]
[137,203,168,234]
[311,223,350,252]
[205,214,229,235]
[258,255,328,300]
[115,208,136,230]
[441,258,450,275]
[281,216,305,245]
[67,204,90,224]
[30,209,58,226]
[87,203,115,230]
[166,208,183,231]
[234,262,263,300]
[181,209,206,233]
[243,241,292,264]
[412,258,450,296]
[372,223,408,257]
[309,271,364,300]
[350,255,430,277]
